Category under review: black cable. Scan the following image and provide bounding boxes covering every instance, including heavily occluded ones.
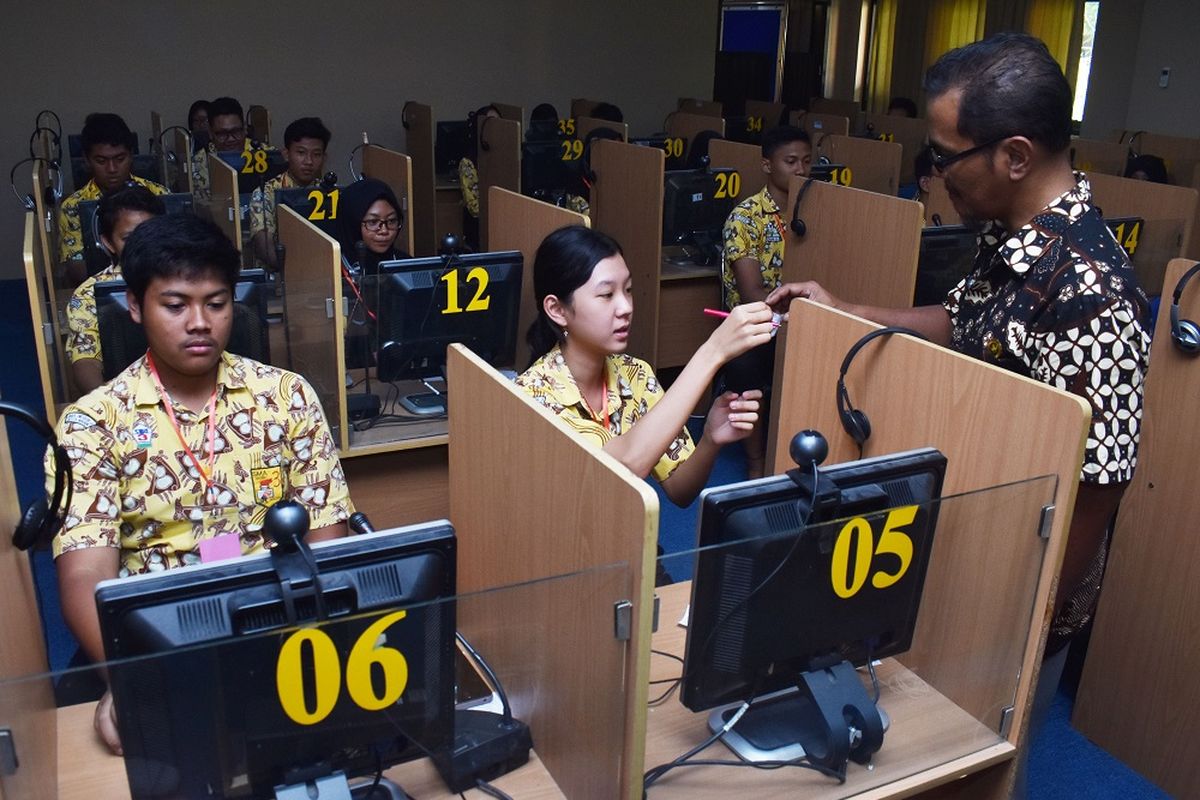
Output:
[647,679,681,707]
[473,778,514,800]
[651,649,683,664]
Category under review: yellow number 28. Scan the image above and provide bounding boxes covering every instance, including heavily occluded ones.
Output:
[241,149,269,174]
[275,609,409,726]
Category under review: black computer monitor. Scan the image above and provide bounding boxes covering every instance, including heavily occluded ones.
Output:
[95,269,271,379]
[371,251,523,414]
[435,120,470,176]
[722,116,763,146]
[661,168,740,265]
[215,150,289,195]
[520,140,576,203]
[274,185,343,238]
[681,447,947,769]
[95,519,457,799]
[79,192,195,277]
[915,224,976,306]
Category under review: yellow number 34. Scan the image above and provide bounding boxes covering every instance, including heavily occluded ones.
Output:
[829,506,917,599]
[276,609,410,726]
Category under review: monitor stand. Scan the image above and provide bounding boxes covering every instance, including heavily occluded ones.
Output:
[707,660,888,771]
[274,771,410,799]
[399,378,447,416]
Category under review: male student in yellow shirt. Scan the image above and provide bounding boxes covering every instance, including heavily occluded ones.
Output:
[248,116,330,270]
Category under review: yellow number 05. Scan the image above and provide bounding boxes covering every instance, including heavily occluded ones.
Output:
[441,267,491,314]
[829,505,917,599]
[276,609,409,726]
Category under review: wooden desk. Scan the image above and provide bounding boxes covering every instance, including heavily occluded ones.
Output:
[56,702,564,800]
[658,260,721,369]
[643,584,1015,798]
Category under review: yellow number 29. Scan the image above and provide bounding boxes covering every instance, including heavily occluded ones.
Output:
[275,609,409,726]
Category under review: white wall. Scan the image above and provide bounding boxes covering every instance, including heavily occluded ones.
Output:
[1079,0,1142,139]
[1,0,719,279]
[1124,0,1200,137]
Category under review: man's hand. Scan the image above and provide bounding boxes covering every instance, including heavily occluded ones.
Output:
[95,688,123,755]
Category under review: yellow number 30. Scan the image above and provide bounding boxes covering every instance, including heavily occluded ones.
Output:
[829,506,916,599]
[276,609,410,726]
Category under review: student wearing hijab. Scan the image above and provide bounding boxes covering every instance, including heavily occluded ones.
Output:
[336,178,408,274]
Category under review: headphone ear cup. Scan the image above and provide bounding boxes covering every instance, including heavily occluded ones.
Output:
[839,407,871,447]
[790,217,806,237]
[12,496,49,550]
[1174,317,1200,355]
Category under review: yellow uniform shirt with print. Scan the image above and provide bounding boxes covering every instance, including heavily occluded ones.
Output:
[57,176,168,264]
[721,186,786,309]
[64,264,122,365]
[515,345,695,482]
[458,157,480,218]
[249,171,315,242]
[48,352,354,576]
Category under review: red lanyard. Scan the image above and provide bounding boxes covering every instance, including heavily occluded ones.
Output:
[146,352,218,499]
[585,364,611,433]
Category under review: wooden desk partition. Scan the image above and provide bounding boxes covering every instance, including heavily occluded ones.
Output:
[795,111,850,141]
[1087,171,1198,294]
[818,134,902,196]
[491,102,524,124]
[924,176,961,226]
[1131,131,1200,185]
[448,345,659,800]
[247,104,271,144]
[769,302,1089,798]
[402,101,437,256]
[1073,259,1200,799]
[709,139,766,199]
[744,99,787,130]
[855,112,928,183]
[477,117,521,249]
[570,98,601,120]
[780,176,923,308]
[576,116,628,143]
[362,144,416,256]
[22,216,62,420]
[205,152,241,251]
[29,159,73,410]
[172,128,193,195]
[590,140,664,365]
[677,97,723,117]
[664,111,725,163]
[150,111,167,186]
[1071,137,1130,177]
[810,97,860,118]
[487,187,589,365]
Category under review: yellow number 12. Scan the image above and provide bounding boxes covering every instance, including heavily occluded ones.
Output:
[441,267,492,314]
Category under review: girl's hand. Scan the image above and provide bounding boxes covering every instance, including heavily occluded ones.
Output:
[706,303,775,364]
[704,390,763,446]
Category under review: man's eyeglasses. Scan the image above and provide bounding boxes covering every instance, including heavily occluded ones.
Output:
[926,137,1005,171]
[362,217,401,232]
[211,127,245,142]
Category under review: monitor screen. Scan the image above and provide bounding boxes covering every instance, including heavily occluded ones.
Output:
[435,120,470,176]
[215,150,289,195]
[79,193,195,277]
[96,520,457,799]
[274,185,343,239]
[520,140,577,202]
[915,224,976,306]
[662,168,740,261]
[722,116,763,146]
[681,447,947,714]
[372,250,523,389]
[96,269,271,379]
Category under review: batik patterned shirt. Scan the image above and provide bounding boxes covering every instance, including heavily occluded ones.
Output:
[722,186,786,308]
[57,176,168,263]
[64,264,122,364]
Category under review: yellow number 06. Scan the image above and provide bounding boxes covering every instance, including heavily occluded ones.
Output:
[276,609,409,726]
[829,506,917,599]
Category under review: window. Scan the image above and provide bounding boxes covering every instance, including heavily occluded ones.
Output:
[1073,1,1100,122]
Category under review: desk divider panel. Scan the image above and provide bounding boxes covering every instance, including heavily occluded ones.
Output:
[150,111,167,186]
[744,99,787,130]
[487,187,589,367]
[818,134,902,196]
[362,144,416,256]
[769,302,1089,795]
[476,117,521,250]
[577,116,628,143]
[205,152,241,251]
[402,102,437,257]
[709,139,766,199]
[665,112,725,163]
[448,345,659,800]
[0,411,56,800]
[810,97,861,118]
[794,111,850,140]
[677,97,723,117]
[780,176,923,308]
[1132,131,1200,185]
[924,176,960,226]
[172,129,193,195]
[1088,171,1197,294]
[590,140,665,366]
[21,216,63,420]
[278,206,344,450]
[854,112,928,184]
[571,98,601,120]
[1074,259,1200,799]
[247,104,271,144]
[31,161,73,408]
[491,102,524,124]
[1071,137,1130,177]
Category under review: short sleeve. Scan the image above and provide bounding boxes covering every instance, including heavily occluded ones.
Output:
[638,372,696,483]
[58,198,83,263]
[459,158,480,218]
[248,185,267,237]
[723,202,760,266]
[50,405,123,557]
[64,278,101,364]
[282,374,354,527]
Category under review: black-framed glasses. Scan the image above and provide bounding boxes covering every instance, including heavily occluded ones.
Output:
[362,216,401,232]
[927,137,1006,171]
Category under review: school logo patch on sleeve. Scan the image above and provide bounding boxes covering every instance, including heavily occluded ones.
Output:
[251,466,284,505]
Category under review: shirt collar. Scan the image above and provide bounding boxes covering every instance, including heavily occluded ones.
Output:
[982,172,1093,277]
[757,186,782,215]
[539,345,629,409]
[134,351,247,409]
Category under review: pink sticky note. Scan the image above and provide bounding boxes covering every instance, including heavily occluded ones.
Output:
[198,533,242,563]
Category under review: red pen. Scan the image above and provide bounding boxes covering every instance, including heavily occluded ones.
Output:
[703,308,781,328]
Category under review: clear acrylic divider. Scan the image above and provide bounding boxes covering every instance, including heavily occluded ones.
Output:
[1,557,632,800]
[646,472,1058,798]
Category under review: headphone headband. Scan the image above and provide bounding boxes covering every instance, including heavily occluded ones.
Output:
[0,400,71,550]
[836,327,929,451]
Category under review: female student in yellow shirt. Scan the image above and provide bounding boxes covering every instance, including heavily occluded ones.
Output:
[516,226,775,507]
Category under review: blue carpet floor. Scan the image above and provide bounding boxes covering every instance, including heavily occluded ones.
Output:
[0,278,1173,797]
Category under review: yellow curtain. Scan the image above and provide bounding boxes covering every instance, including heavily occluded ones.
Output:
[1025,0,1078,73]
[866,0,899,113]
[924,0,987,70]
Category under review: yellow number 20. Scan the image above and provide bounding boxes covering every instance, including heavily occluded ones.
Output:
[829,505,917,599]
[275,609,409,726]
[714,172,742,199]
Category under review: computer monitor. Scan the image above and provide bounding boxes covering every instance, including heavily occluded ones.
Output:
[95,519,457,799]
[435,120,470,176]
[915,224,976,306]
[79,192,195,277]
[722,116,763,146]
[681,447,947,770]
[661,168,739,265]
[520,140,576,203]
[274,185,342,239]
[96,269,271,380]
[370,251,523,414]
[215,150,289,195]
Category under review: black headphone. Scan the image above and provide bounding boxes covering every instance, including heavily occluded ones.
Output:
[580,127,623,187]
[789,176,818,237]
[9,156,63,211]
[836,327,928,449]
[1,401,72,551]
[28,126,63,164]
[1170,263,1200,355]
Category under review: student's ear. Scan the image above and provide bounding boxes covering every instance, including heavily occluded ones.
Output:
[761,156,771,175]
[543,294,570,328]
[918,175,932,194]
[1001,136,1035,181]
[127,290,142,324]
[99,234,115,257]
